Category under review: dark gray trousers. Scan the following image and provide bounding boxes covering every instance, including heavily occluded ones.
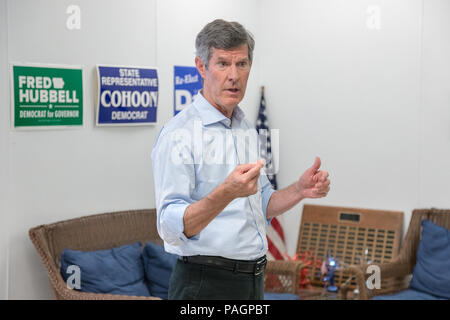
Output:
[168,259,265,300]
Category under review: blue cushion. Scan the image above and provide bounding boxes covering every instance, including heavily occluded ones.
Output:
[372,289,446,300]
[142,242,178,299]
[409,219,450,299]
[60,242,150,297]
[264,292,299,300]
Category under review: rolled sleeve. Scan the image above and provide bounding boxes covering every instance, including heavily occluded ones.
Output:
[151,129,199,246]
[159,202,192,244]
[260,173,276,225]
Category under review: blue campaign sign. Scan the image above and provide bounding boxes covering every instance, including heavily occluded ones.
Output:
[96,65,158,125]
[174,66,202,116]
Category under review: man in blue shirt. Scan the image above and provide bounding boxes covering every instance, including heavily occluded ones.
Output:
[151,19,330,300]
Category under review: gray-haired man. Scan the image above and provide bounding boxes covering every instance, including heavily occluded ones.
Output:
[151,19,330,300]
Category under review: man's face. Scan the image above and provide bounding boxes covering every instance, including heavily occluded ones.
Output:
[196,44,251,117]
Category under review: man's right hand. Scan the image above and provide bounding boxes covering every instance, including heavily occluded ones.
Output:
[221,159,265,200]
[183,159,265,238]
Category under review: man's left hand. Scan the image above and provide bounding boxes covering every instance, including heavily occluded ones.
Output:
[295,157,330,199]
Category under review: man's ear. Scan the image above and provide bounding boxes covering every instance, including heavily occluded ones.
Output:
[195,56,206,79]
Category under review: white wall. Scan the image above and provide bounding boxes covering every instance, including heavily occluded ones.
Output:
[0,0,10,301]
[419,0,450,207]
[2,0,261,299]
[1,0,449,299]
[259,0,450,256]
[6,0,159,299]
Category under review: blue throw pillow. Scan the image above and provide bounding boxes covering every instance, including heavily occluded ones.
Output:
[142,242,178,299]
[409,219,450,299]
[60,242,150,297]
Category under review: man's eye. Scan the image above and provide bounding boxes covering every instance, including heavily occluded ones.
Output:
[238,61,249,68]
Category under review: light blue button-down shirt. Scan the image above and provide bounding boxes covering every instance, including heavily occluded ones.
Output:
[151,93,275,260]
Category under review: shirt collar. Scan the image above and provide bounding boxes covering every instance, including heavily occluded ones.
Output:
[193,92,246,127]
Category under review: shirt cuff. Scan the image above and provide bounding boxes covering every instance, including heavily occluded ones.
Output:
[160,202,200,245]
[262,187,276,225]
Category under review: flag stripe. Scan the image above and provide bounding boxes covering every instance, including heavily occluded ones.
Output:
[270,217,285,243]
[256,87,287,261]
[267,236,285,260]
[266,223,287,259]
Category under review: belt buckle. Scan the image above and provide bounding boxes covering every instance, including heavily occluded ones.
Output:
[254,258,267,275]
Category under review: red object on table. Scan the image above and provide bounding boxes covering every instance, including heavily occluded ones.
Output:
[285,251,323,290]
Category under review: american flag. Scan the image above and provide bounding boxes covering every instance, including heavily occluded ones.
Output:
[255,86,287,261]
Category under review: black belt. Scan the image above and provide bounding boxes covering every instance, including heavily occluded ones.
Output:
[179,255,267,275]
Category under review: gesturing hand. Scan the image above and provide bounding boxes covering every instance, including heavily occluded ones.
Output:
[295,157,330,199]
[222,159,265,200]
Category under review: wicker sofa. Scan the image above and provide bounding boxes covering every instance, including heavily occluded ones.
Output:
[29,209,303,300]
[340,208,450,300]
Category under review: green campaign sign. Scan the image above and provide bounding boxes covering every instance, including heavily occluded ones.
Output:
[11,64,83,128]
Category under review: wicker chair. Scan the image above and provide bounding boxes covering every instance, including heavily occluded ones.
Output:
[340,208,450,300]
[29,208,303,300]
[264,260,305,296]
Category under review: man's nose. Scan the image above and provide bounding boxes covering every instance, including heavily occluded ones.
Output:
[227,64,239,82]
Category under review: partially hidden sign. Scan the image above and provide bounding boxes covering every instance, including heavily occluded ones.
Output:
[11,63,83,128]
[174,66,202,116]
[96,65,158,126]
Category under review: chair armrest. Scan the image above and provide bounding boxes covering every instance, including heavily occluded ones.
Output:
[341,261,412,300]
[56,288,162,300]
[264,260,305,294]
